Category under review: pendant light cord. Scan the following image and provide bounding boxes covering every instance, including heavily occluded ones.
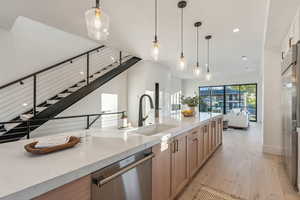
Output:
[196,26,199,67]
[154,0,158,41]
[181,7,184,56]
[96,0,100,8]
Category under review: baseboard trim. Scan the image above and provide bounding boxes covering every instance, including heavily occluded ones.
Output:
[263,145,283,155]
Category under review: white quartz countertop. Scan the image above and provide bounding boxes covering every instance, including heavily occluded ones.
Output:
[0,113,222,200]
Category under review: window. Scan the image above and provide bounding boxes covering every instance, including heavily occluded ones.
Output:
[199,87,211,112]
[101,93,118,127]
[171,91,182,114]
[199,84,257,122]
[211,86,224,114]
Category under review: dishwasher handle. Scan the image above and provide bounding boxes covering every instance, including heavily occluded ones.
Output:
[93,153,155,187]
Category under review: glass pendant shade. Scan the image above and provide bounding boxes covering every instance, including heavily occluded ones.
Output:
[178,54,186,70]
[194,64,201,77]
[151,40,159,61]
[206,72,211,80]
[85,8,109,41]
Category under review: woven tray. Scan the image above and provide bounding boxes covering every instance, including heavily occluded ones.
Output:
[24,136,80,155]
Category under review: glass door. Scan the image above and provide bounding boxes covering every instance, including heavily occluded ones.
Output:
[199,87,211,112]
[211,86,224,113]
[199,83,257,122]
[239,84,257,121]
[225,85,240,113]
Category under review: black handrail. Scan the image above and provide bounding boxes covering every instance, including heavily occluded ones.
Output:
[0,45,105,90]
[0,111,125,142]
[0,111,125,125]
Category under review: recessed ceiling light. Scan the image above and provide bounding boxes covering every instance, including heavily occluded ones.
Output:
[233,28,240,33]
[80,71,84,75]
[242,56,248,61]
[22,103,28,107]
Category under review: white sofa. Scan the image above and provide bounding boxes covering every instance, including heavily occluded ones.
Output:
[224,108,249,129]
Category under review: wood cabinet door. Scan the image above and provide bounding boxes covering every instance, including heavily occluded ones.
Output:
[34,176,91,200]
[219,118,223,145]
[152,142,172,200]
[203,124,209,160]
[217,119,221,145]
[171,133,188,198]
[208,122,213,154]
[187,129,199,178]
[197,126,204,167]
[212,120,217,150]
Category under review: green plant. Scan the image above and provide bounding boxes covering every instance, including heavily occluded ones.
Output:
[181,95,199,107]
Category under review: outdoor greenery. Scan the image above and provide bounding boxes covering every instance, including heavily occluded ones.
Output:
[181,95,200,107]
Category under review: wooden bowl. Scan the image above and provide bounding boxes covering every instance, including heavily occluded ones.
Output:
[24,136,80,155]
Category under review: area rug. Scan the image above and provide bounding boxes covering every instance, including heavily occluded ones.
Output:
[192,185,244,200]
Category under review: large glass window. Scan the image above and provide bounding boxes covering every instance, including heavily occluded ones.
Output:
[211,86,224,113]
[199,84,257,122]
[199,87,211,112]
[225,85,241,113]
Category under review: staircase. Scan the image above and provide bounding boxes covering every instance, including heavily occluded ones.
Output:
[0,46,141,142]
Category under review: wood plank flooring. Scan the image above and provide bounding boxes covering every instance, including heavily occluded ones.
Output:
[178,123,300,200]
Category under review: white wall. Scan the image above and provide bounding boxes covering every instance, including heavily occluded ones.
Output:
[281,8,300,55]
[127,61,182,126]
[0,16,99,86]
[262,1,300,156]
[262,49,282,155]
[182,71,262,122]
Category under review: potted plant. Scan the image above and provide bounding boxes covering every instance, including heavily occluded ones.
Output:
[181,95,199,117]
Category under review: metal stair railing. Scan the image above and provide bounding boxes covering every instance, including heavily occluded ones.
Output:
[0,46,128,126]
[0,44,140,142]
[0,111,126,143]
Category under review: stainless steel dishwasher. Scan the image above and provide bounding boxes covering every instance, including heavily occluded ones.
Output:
[91,148,154,200]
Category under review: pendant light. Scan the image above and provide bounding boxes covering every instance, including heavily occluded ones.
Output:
[205,35,212,80]
[85,0,110,41]
[194,22,202,77]
[151,0,159,61]
[178,1,187,71]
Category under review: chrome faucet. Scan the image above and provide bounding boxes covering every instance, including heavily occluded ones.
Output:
[138,94,154,127]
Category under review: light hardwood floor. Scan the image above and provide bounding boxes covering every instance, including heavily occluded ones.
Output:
[178,123,300,200]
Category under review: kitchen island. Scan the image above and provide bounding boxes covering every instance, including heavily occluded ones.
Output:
[0,113,222,200]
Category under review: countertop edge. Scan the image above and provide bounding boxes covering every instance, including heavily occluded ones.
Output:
[0,114,223,200]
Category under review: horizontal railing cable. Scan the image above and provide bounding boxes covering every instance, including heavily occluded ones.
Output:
[0,45,105,90]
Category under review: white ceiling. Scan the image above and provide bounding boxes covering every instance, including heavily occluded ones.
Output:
[0,0,268,80]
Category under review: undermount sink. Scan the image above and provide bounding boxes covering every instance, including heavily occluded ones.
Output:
[130,124,177,136]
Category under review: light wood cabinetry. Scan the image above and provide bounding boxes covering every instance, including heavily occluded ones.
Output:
[34,117,224,200]
[218,118,223,145]
[187,129,199,177]
[171,133,189,198]
[34,176,91,200]
[203,123,210,160]
[152,142,172,200]
[210,120,217,152]
[197,126,205,167]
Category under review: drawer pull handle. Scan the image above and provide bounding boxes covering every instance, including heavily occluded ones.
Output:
[93,153,154,187]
